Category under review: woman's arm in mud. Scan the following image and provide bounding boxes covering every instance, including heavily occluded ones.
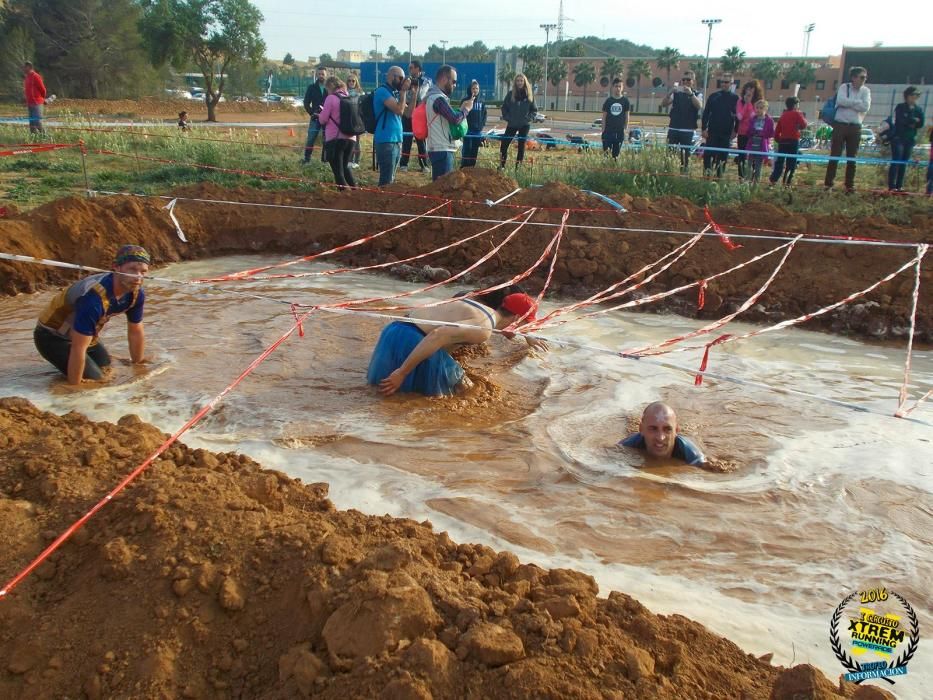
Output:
[379,325,489,395]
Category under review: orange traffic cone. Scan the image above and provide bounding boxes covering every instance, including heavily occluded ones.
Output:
[288,127,295,137]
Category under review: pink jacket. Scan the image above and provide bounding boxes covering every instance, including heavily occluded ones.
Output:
[318,89,357,142]
[746,115,775,153]
[736,99,756,136]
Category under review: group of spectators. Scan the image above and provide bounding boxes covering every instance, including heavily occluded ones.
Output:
[661,65,930,193]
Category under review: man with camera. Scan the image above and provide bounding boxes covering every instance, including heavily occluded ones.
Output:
[400,60,432,172]
[424,65,473,180]
[374,66,412,186]
[662,71,703,173]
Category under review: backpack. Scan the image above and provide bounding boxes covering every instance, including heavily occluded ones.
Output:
[820,96,837,125]
[877,116,894,146]
[359,91,378,134]
[449,119,468,141]
[412,101,428,141]
[337,95,365,136]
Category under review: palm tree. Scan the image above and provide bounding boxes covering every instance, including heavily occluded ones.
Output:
[498,63,515,95]
[572,61,596,110]
[627,59,651,112]
[720,46,747,75]
[600,57,623,85]
[752,59,782,97]
[656,47,682,87]
[548,57,567,88]
[785,60,816,90]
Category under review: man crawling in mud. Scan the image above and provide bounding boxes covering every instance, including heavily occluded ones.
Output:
[368,291,538,396]
[33,245,150,386]
[619,402,707,466]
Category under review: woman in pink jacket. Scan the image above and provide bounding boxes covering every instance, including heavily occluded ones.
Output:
[735,80,763,179]
[318,76,357,190]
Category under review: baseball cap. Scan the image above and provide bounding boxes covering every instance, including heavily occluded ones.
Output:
[500,293,537,321]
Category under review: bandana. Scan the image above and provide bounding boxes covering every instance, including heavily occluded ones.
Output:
[113,245,151,267]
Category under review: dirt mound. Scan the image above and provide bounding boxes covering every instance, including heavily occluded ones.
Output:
[0,399,864,699]
[0,174,930,341]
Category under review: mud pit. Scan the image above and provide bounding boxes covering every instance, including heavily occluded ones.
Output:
[0,169,930,341]
[0,399,888,699]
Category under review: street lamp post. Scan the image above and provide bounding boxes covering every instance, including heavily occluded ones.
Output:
[440,39,448,65]
[371,34,381,90]
[403,25,418,65]
[701,18,722,94]
[803,23,816,57]
[540,23,557,111]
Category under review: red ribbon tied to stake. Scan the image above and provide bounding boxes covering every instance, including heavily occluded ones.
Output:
[704,207,742,251]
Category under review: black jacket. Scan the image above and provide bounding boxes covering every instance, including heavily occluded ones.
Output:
[702,89,739,135]
[501,91,537,128]
[466,99,488,132]
[303,81,327,118]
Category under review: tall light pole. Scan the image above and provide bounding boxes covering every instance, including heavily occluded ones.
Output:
[701,18,722,94]
[371,34,381,89]
[403,25,418,65]
[440,39,448,65]
[803,23,816,57]
[540,23,557,111]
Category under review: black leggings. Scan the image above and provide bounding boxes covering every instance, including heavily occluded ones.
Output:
[34,326,111,379]
[500,125,530,166]
[325,139,357,190]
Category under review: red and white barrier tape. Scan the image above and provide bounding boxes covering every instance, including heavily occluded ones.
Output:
[0,310,313,599]
[0,143,76,158]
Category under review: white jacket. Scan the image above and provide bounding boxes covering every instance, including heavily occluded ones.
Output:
[834,83,871,125]
[424,86,465,153]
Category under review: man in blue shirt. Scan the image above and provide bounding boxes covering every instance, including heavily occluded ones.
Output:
[374,66,411,187]
[34,245,150,386]
[618,402,706,466]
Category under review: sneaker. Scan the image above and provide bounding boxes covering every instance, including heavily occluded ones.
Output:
[399,165,408,172]
[348,163,359,169]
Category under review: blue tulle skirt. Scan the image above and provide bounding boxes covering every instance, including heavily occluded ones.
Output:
[367,321,465,396]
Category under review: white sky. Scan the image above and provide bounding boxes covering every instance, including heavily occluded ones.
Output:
[252,0,931,61]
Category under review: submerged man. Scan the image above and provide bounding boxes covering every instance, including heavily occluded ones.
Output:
[368,292,538,396]
[619,402,706,466]
[34,245,150,385]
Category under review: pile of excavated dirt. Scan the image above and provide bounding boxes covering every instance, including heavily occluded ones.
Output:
[0,399,889,700]
[0,171,930,341]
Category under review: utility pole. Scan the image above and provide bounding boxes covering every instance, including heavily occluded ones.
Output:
[701,18,722,94]
[803,23,816,58]
[440,39,448,65]
[403,26,418,66]
[540,23,557,112]
[371,34,381,89]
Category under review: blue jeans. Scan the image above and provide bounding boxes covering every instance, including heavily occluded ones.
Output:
[461,132,482,168]
[887,138,914,190]
[28,104,43,132]
[375,141,400,186]
[429,151,454,181]
[927,158,932,195]
[304,118,323,161]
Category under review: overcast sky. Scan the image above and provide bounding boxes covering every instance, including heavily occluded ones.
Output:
[252,0,930,62]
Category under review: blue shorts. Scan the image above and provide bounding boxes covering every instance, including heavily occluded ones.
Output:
[367,321,465,396]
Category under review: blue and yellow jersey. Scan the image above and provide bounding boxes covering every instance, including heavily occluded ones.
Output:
[37,272,144,344]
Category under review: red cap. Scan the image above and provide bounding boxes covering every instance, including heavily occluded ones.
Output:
[501,293,537,321]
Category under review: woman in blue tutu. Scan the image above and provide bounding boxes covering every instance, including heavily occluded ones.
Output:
[367,292,538,396]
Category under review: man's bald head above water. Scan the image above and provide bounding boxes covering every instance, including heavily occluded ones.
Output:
[639,402,679,459]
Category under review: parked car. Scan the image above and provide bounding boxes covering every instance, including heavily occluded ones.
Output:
[591,117,602,127]
[533,112,546,123]
[259,93,284,103]
[860,127,875,147]
[165,88,192,99]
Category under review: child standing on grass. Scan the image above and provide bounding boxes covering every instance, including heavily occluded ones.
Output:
[769,97,808,186]
[745,100,775,183]
[177,111,189,131]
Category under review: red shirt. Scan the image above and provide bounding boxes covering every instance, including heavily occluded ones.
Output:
[24,70,47,106]
[774,110,807,142]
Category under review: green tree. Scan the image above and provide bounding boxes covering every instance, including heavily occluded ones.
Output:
[656,46,681,87]
[464,40,490,62]
[498,62,515,93]
[318,52,334,65]
[720,46,747,74]
[626,58,651,111]
[283,52,295,66]
[572,61,595,110]
[558,40,584,58]
[548,57,567,88]
[0,25,34,100]
[785,60,816,89]
[386,45,401,60]
[141,0,265,121]
[599,57,623,85]
[752,59,782,97]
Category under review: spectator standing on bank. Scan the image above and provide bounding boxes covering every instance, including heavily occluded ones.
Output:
[744,100,774,183]
[887,86,925,192]
[302,67,328,164]
[461,80,487,168]
[499,73,537,169]
[400,60,431,172]
[702,72,739,177]
[23,62,47,134]
[425,65,473,180]
[824,66,871,192]
[346,74,364,168]
[601,78,631,160]
[735,80,763,179]
[661,70,703,173]
[769,96,808,186]
[373,66,411,187]
[318,77,357,190]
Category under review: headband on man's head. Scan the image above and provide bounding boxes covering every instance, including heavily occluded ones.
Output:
[114,245,151,267]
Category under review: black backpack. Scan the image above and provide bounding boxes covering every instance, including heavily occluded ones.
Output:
[359,91,378,133]
[337,95,366,136]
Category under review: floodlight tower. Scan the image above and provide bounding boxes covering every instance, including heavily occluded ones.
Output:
[701,19,722,93]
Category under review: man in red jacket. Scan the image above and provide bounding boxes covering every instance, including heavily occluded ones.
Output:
[23,62,47,133]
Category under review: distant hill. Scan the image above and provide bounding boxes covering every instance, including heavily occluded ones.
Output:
[564,36,660,58]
